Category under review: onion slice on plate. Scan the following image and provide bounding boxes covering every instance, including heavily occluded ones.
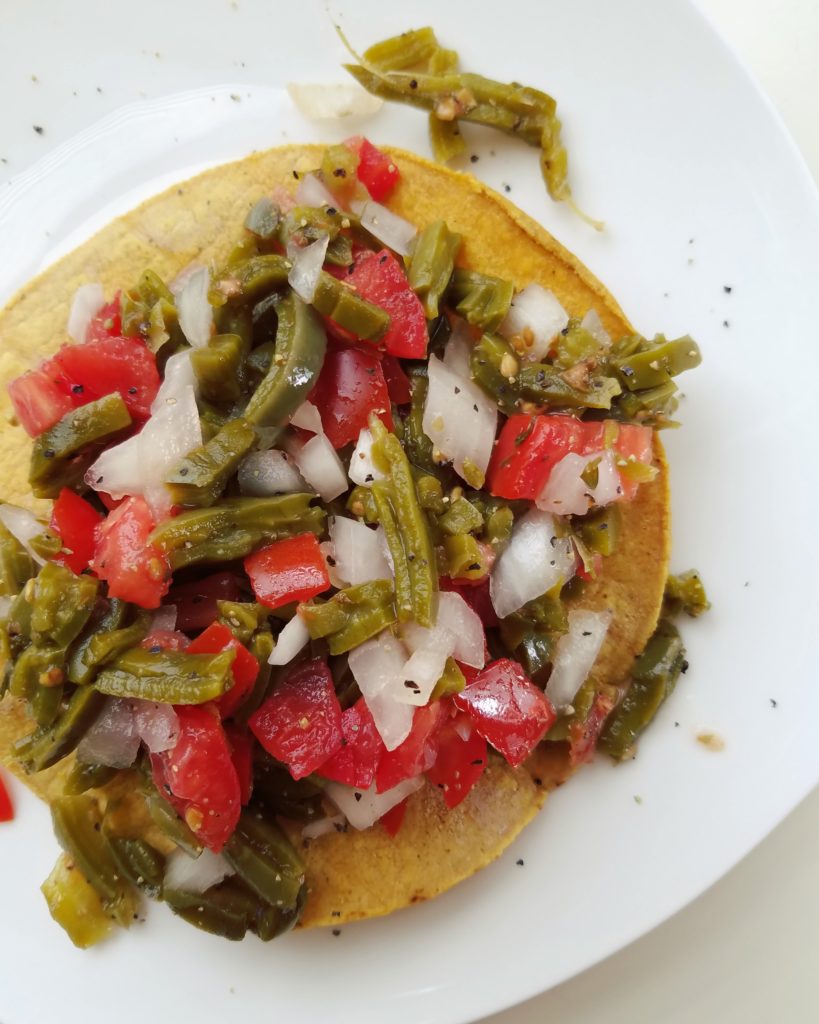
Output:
[173,266,212,349]
[66,282,105,343]
[288,82,384,121]
[350,199,417,256]
[545,609,613,710]
[324,775,424,831]
[287,234,330,303]
[164,849,235,893]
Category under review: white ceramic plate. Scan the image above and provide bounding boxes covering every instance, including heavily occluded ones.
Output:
[1,2,818,1022]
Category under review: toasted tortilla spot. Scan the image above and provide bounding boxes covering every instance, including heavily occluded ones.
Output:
[0,145,671,928]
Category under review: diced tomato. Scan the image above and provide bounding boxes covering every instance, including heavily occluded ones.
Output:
[249,659,343,780]
[344,137,400,202]
[375,700,449,794]
[440,575,498,628]
[381,354,412,405]
[49,488,103,575]
[488,414,654,502]
[0,772,13,823]
[568,690,618,767]
[345,249,428,358]
[316,698,385,789]
[244,533,330,611]
[427,714,488,809]
[151,705,241,852]
[226,727,255,805]
[380,798,407,837]
[90,496,171,609]
[576,552,604,582]
[187,622,259,721]
[86,295,122,341]
[7,369,75,437]
[454,659,556,768]
[140,629,190,652]
[97,491,124,512]
[50,336,160,422]
[310,347,393,449]
[170,571,242,633]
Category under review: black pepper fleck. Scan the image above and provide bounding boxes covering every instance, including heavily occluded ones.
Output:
[770,698,778,708]
[680,660,689,674]
[723,320,730,328]
[470,154,479,163]
[354,792,362,802]
[332,929,341,937]
[128,385,137,394]
[503,183,511,193]
[516,858,524,867]
[723,285,732,293]
[33,125,44,135]
[71,383,84,394]
[409,79,418,89]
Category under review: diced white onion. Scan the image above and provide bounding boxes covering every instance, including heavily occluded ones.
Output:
[268,614,310,667]
[0,504,49,566]
[85,351,202,516]
[77,698,141,769]
[351,199,417,256]
[287,234,329,303]
[238,449,308,496]
[287,433,348,501]
[436,591,486,668]
[150,604,177,633]
[348,630,414,750]
[545,609,613,710]
[132,700,180,754]
[537,450,622,517]
[348,427,386,487]
[288,82,384,121]
[423,327,497,484]
[164,849,235,893]
[324,776,424,831]
[289,400,324,434]
[489,509,577,619]
[173,266,212,349]
[294,171,340,208]
[400,646,450,708]
[67,283,105,343]
[326,516,391,587]
[499,284,569,362]
[580,308,611,348]
[302,813,347,839]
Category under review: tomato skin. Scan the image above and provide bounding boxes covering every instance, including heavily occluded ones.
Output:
[244,534,330,611]
[151,705,241,852]
[226,727,255,805]
[345,250,428,358]
[187,622,259,721]
[488,415,654,502]
[427,714,488,809]
[381,354,412,405]
[170,571,242,633]
[310,347,393,449]
[380,798,407,837]
[0,772,13,823]
[249,659,343,780]
[50,336,160,422]
[316,698,385,789]
[345,137,400,202]
[375,700,449,794]
[453,659,556,768]
[90,496,171,609]
[7,370,75,437]
[140,629,190,652]
[49,488,103,575]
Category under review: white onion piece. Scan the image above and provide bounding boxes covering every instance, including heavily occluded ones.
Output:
[294,170,340,208]
[174,266,212,349]
[499,284,569,361]
[0,596,11,618]
[287,433,347,501]
[164,849,235,893]
[289,400,324,434]
[288,82,383,121]
[545,609,613,710]
[489,509,576,619]
[238,449,308,496]
[132,700,180,754]
[400,646,450,707]
[436,591,486,668]
[85,351,202,515]
[325,776,424,831]
[76,699,141,769]
[537,450,621,516]
[0,504,49,566]
[302,813,347,839]
[268,614,310,667]
[67,283,105,343]
[287,234,329,303]
[423,338,497,485]
[327,517,391,586]
[348,631,413,750]
[150,604,177,633]
[580,308,611,348]
[351,199,416,256]
[348,427,386,487]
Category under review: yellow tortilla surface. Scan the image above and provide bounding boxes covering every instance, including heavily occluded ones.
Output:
[0,146,670,928]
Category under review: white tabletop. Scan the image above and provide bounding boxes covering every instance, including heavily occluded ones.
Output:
[488,1,819,1020]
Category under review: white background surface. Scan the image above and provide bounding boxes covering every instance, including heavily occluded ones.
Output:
[0,1,817,1022]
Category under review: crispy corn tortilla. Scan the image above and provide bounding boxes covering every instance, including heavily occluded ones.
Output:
[0,145,670,928]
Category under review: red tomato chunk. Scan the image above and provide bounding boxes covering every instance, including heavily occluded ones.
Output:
[316,698,385,789]
[375,700,448,794]
[90,496,171,609]
[345,136,400,202]
[427,714,488,809]
[0,772,13,823]
[244,534,330,610]
[50,488,103,575]
[170,571,242,633]
[344,249,428,359]
[187,622,259,721]
[310,347,393,449]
